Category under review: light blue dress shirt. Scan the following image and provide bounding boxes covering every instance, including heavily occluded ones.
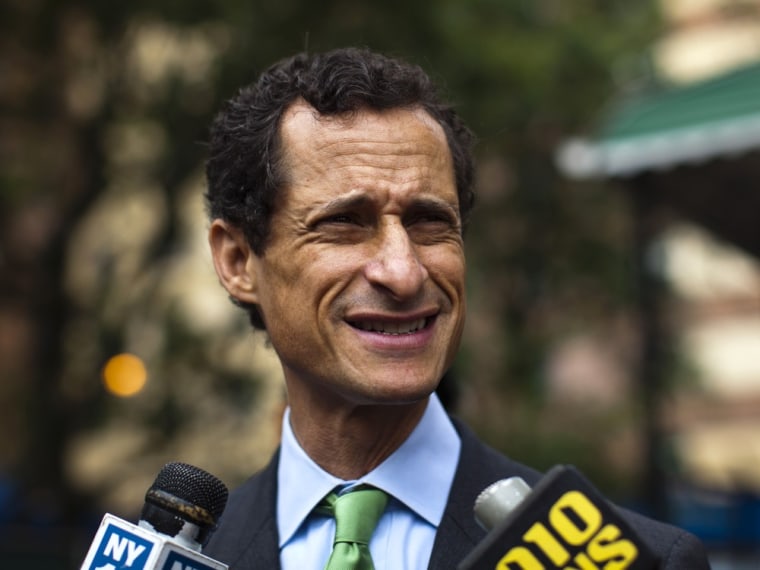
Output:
[277,393,461,569]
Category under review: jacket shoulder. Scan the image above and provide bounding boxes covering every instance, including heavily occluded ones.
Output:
[619,507,711,569]
[450,419,711,569]
[203,451,281,568]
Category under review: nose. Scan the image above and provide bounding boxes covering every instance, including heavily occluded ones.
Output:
[364,220,428,300]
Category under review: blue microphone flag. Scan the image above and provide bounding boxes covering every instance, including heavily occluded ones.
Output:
[80,513,228,570]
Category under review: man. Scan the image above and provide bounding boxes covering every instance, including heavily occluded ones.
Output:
[202,48,710,569]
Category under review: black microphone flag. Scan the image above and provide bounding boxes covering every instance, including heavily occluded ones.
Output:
[458,465,658,570]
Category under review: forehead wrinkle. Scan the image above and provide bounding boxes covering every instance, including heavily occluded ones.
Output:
[294,146,452,202]
[316,135,449,162]
[318,140,454,189]
[281,133,441,188]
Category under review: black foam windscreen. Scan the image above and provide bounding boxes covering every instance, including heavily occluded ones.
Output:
[141,461,229,545]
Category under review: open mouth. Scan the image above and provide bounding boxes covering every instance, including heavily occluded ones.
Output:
[348,317,431,335]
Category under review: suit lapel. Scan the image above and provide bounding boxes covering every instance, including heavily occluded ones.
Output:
[427,420,543,569]
[203,450,282,569]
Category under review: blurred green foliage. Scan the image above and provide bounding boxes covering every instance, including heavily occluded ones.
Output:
[0,0,663,546]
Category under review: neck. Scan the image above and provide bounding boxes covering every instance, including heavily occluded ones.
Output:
[287,395,430,480]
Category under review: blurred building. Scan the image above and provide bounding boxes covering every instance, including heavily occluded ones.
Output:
[655,0,760,84]
[557,0,760,561]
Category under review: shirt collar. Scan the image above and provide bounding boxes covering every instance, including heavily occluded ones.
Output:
[276,393,461,547]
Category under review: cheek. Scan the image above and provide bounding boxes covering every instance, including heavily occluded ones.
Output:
[252,252,306,330]
[260,239,326,299]
[301,248,366,295]
[263,249,360,330]
[425,247,466,296]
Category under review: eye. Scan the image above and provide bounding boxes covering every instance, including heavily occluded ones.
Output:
[309,211,370,239]
[415,212,451,224]
[323,213,358,225]
[403,203,462,244]
[406,209,458,229]
[309,210,372,245]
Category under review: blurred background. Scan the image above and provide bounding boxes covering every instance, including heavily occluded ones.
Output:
[2,0,759,567]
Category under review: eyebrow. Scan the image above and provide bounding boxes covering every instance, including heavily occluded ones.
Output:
[314,191,459,217]
[315,192,375,215]
[406,196,460,219]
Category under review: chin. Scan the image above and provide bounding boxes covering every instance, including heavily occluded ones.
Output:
[361,375,439,405]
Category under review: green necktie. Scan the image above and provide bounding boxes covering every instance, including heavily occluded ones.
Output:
[316,486,389,570]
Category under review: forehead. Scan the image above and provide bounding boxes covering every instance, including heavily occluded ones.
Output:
[280,100,449,144]
[278,102,455,194]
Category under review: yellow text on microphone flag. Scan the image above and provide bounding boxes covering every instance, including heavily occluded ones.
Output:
[102,353,148,397]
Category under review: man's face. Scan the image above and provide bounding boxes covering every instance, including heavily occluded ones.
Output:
[247,102,466,407]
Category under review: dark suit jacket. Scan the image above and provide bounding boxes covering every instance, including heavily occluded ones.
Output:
[204,419,711,569]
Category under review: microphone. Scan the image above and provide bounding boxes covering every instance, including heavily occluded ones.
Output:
[458,465,658,569]
[80,462,229,570]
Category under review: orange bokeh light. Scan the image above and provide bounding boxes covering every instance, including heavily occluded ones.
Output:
[102,353,148,397]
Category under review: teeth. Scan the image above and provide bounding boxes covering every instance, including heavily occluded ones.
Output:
[354,318,426,334]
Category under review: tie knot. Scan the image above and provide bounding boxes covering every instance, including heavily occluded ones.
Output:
[316,486,388,569]
[329,487,388,545]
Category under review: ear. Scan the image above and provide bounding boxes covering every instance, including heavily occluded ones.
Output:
[208,219,261,304]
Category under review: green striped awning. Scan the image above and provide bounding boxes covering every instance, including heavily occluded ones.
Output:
[557,61,760,178]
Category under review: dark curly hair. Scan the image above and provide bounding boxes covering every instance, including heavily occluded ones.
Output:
[205,47,476,329]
